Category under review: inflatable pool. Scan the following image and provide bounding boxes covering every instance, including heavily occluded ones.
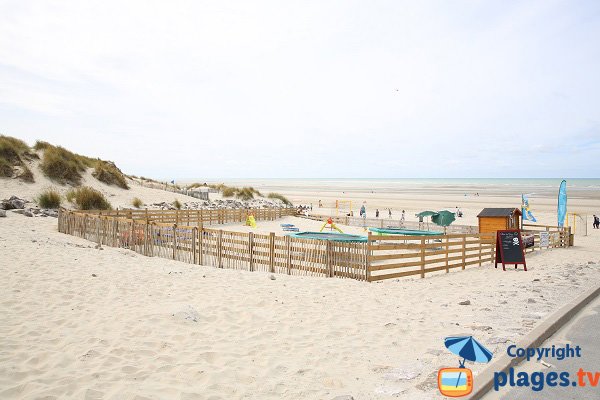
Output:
[368,227,443,236]
[287,232,368,243]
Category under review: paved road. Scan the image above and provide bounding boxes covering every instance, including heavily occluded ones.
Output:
[487,296,600,399]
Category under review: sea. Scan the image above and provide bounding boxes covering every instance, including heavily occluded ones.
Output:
[188,178,600,199]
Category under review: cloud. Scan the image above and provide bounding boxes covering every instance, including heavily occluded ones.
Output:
[1,0,599,178]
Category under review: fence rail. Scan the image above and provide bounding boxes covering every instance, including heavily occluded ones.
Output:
[57,209,570,283]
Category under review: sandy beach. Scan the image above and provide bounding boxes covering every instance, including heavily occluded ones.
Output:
[2,177,600,399]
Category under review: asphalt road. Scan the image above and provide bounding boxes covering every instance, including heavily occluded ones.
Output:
[491,296,600,399]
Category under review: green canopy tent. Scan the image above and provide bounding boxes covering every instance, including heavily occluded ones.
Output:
[416,210,457,233]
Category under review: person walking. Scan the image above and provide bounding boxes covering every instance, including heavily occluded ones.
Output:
[593,215,599,229]
[401,210,405,222]
[376,209,380,218]
[388,208,392,219]
[360,204,366,218]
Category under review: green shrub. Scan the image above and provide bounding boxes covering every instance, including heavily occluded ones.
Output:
[66,186,111,210]
[40,145,86,185]
[37,188,62,208]
[173,199,182,210]
[132,197,143,208]
[267,192,292,206]
[92,160,129,189]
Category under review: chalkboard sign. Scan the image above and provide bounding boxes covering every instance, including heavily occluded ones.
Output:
[495,229,527,271]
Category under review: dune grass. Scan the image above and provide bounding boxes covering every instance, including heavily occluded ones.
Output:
[0,135,34,181]
[92,161,129,189]
[40,145,89,185]
[173,199,182,210]
[66,186,112,210]
[132,197,143,208]
[267,192,292,206]
[37,188,62,209]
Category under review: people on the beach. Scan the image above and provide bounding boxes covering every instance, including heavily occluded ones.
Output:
[401,210,405,221]
[318,200,322,208]
[388,208,392,218]
[375,209,379,218]
[594,215,599,229]
[360,204,366,218]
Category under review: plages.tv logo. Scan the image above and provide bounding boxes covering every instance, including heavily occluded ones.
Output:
[438,336,493,397]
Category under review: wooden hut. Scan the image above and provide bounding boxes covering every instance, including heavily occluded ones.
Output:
[477,208,522,233]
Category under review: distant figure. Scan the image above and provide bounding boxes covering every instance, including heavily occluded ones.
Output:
[319,200,322,208]
[310,203,313,211]
[388,209,392,219]
[594,215,599,229]
[360,204,366,218]
[456,207,463,218]
[376,209,380,218]
[401,210,405,222]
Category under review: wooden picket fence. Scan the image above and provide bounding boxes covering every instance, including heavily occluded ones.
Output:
[58,209,368,281]
[57,209,571,282]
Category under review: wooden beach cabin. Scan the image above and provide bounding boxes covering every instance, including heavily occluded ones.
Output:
[477,208,522,233]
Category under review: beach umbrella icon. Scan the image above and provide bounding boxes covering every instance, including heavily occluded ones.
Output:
[444,336,493,387]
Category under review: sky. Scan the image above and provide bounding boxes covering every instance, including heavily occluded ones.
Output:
[1,0,599,179]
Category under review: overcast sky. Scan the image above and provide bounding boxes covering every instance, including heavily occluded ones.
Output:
[1,1,599,179]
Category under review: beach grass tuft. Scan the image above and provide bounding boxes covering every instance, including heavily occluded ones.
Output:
[132,197,143,208]
[0,135,35,182]
[173,199,182,209]
[40,145,89,185]
[92,160,129,189]
[267,192,292,206]
[37,188,62,208]
[66,186,112,210]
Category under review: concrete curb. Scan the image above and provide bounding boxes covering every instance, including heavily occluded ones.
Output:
[468,283,600,399]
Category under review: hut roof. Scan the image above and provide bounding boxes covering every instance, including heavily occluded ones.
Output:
[477,208,522,218]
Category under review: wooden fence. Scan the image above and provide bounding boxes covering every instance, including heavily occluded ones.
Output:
[57,209,571,282]
[521,224,572,252]
[58,209,368,281]
[367,232,496,281]
[82,207,296,226]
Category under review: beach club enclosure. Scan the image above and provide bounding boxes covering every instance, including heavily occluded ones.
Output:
[477,208,522,233]
[58,208,569,283]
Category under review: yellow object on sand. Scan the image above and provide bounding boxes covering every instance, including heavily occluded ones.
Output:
[246,215,257,228]
[319,217,343,233]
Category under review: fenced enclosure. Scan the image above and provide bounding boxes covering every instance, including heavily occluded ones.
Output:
[57,209,571,282]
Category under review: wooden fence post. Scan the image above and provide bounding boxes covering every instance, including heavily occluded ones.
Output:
[130,220,135,251]
[365,233,372,282]
[478,235,482,266]
[445,236,449,273]
[218,229,223,267]
[269,232,275,273]
[326,240,333,278]
[420,237,425,278]
[198,223,204,265]
[171,224,178,259]
[286,235,291,275]
[461,234,466,270]
[192,227,197,265]
[249,232,254,272]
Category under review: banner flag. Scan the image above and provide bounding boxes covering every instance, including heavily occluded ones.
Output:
[521,194,537,222]
[557,180,567,227]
